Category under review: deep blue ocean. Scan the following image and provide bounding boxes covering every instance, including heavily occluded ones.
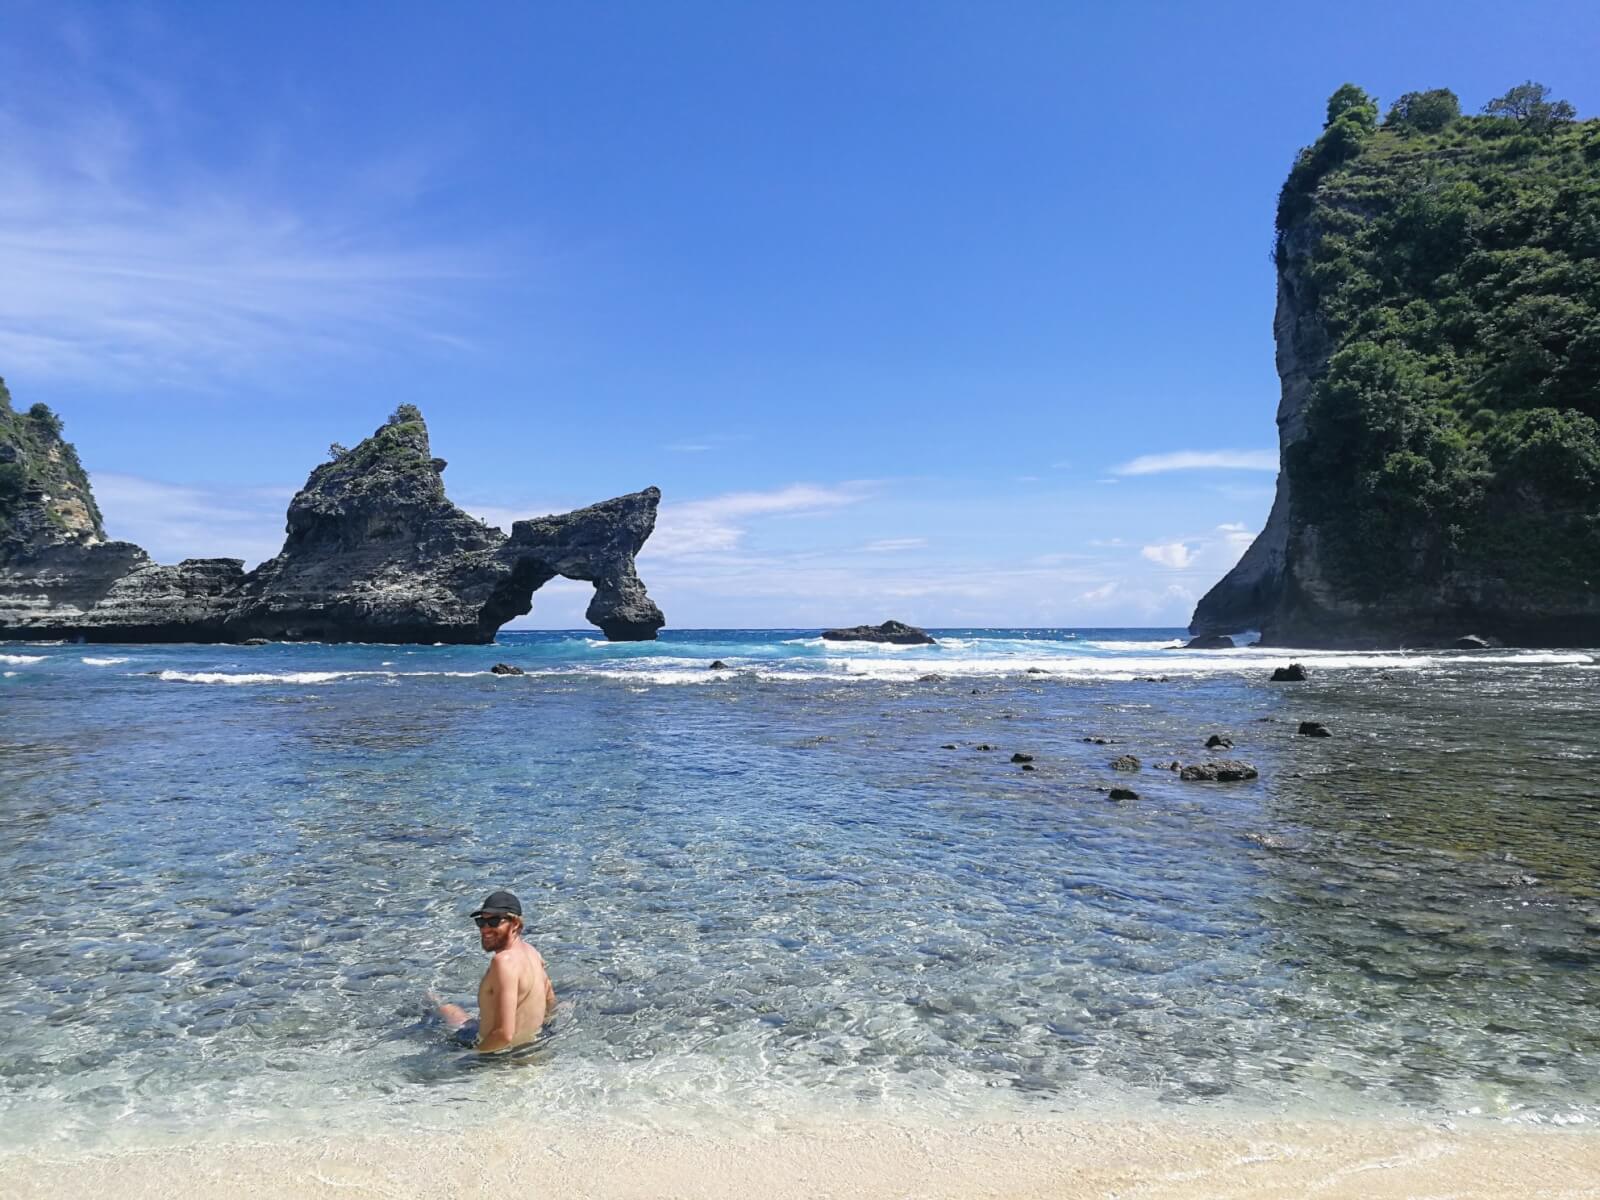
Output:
[2,628,1598,1150]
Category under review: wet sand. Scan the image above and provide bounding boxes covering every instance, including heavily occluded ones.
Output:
[3,1116,1598,1199]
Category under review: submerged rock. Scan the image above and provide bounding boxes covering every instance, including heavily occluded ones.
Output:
[820,620,935,645]
[489,663,524,675]
[1108,787,1139,801]
[1110,754,1141,771]
[1270,663,1309,682]
[1010,752,1034,763]
[1178,760,1259,782]
[1205,734,1233,750]
[1184,634,1235,650]
[1298,721,1332,737]
[709,660,730,670]
[918,672,946,682]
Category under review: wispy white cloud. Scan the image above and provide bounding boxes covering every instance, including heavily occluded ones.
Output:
[1141,541,1196,569]
[91,472,291,567]
[1112,449,1278,476]
[0,55,497,384]
[644,482,874,558]
[862,537,928,553]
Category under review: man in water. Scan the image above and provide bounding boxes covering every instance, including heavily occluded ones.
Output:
[431,890,556,1052]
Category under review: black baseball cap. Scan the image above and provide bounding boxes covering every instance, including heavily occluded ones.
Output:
[470,890,522,918]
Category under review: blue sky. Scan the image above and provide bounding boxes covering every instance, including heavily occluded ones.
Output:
[4,2,1596,628]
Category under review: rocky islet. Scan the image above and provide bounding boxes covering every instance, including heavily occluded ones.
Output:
[0,396,665,644]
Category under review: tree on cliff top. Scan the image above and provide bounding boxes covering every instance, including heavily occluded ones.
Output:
[1325,83,1378,132]
[1483,81,1576,130]
[1384,89,1460,133]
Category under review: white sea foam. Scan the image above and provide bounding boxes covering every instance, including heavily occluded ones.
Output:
[82,656,130,666]
[2,671,15,678]
[157,670,355,685]
[141,647,1593,688]
[0,654,44,664]
[155,668,505,685]
[1084,639,1186,652]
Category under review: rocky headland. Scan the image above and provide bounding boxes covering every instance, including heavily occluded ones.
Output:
[1192,84,1600,648]
[0,389,664,643]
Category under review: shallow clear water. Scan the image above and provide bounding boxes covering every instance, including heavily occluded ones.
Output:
[1,629,1597,1149]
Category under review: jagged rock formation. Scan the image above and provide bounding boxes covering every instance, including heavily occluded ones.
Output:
[1193,85,1600,647]
[0,392,664,643]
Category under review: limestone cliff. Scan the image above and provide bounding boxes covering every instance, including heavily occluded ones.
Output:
[1193,85,1600,647]
[0,396,665,643]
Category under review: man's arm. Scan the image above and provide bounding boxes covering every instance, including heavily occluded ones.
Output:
[474,955,520,1053]
[428,988,471,1030]
[543,963,557,1018]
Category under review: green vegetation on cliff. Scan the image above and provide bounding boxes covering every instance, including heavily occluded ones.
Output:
[1276,83,1600,602]
[0,377,105,551]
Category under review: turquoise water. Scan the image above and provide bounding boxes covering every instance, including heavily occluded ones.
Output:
[1,629,1598,1149]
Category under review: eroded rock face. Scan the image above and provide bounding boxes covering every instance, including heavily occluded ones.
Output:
[0,399,666,644]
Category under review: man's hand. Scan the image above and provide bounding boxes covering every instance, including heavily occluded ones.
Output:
[428,989,471,1031]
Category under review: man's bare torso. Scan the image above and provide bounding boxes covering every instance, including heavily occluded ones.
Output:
[478,940,552,1048]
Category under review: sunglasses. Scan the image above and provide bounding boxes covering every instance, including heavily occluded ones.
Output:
[473,914,514,928]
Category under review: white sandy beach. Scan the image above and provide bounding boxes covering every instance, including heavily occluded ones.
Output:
[4,1116,1599,1199]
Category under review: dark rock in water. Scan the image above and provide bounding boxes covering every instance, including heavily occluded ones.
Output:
[1110,754,1141,771]
[820,620,935,645]
[709,660,730,670]
[1298,721,1332,738]
[1108,787,1139,801]
[917,673,945,682]
[1141,675,1171,683]
[0,397,667,644]
[1205,734,1233,750]
[1025,667,1050,675]
[1184,634,1235,650]
[1270,663,1309,682]
[973,744,995,752]
[1010,752,1034,763]
[1455,634,1498,650]
[240,637,270,646]
[1019,763,1036,772]
[1179,760,1259,782]
[940,743,958,750]
[1082,736,1114,745]
[489,662,524,675]
[1155,761,1181,771]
